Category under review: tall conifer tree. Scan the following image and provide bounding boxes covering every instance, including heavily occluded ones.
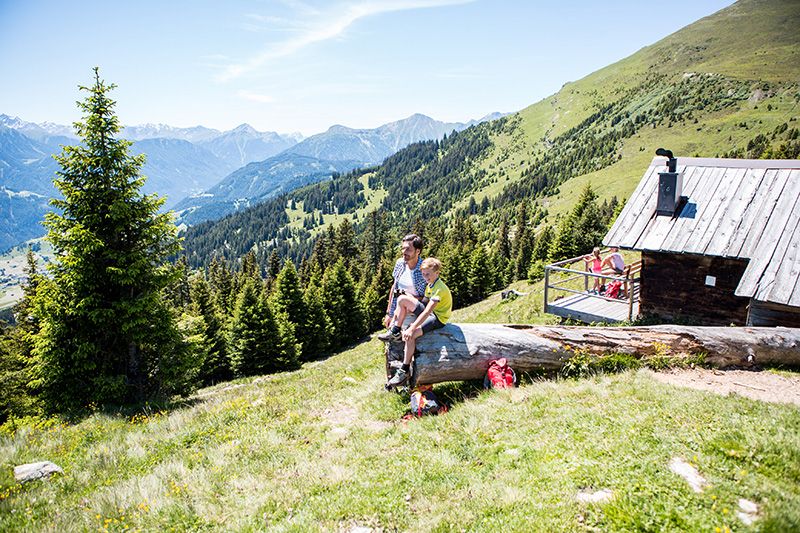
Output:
[34,69,191,411]
[322,259,366,349]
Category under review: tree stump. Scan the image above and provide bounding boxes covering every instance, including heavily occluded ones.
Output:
[381,323,800,386]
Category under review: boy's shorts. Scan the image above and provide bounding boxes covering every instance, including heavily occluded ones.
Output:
[412,300,446,333]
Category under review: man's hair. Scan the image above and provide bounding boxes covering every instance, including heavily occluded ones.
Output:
[421,257,442,273]
[402,233,423,251]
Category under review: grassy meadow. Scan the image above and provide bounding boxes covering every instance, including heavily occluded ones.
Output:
[2,286,799,532]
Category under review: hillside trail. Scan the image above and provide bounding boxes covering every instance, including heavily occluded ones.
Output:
[648,368,800,407]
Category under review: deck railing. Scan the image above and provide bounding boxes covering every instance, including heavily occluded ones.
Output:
[544,252,641,322]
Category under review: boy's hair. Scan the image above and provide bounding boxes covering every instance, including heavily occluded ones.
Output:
[402,233,423,251]
[421,257,442,272]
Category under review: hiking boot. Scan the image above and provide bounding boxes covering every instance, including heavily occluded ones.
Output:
[387,368,408,387]
[377,328,402,342]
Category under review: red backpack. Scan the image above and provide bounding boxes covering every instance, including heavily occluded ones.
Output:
[605,280,622,299]
[484,358,516,389]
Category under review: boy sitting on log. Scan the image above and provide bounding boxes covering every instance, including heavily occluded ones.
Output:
[380,257,452,387]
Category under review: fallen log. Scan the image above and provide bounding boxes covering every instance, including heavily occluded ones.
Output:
[381,323,800,387]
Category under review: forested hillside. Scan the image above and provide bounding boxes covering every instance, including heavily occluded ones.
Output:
[182,0,800,279]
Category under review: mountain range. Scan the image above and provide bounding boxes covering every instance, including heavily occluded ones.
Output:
[172,112,504,225]
[0,111,503,250]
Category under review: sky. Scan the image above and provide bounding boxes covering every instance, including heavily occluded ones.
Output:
[0,0,735,137]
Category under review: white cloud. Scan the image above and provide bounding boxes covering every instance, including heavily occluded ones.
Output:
[236,90,275,103]
[217,0,472,82]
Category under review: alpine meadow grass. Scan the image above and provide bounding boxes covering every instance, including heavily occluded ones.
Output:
[1,332,799,531]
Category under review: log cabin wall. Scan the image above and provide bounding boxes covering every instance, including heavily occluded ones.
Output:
[747,300,800,327]
[639,251,750,325]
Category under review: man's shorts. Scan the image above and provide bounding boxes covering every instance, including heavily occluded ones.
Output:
[412,300,446,334]
[612,267,624,275]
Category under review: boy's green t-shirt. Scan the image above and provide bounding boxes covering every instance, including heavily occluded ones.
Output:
[424,278,452,324]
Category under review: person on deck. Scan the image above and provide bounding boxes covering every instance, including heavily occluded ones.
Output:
[602,246,627,298]
[383,257,452,388]
[603,246,625,275]
[382,234,427,332]
[583,247,603,294]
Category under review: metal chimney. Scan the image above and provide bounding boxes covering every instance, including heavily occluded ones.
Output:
[655,148,682,216]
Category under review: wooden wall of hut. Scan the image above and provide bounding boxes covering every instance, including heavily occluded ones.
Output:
[639,251,750,325]
[747,300,800,327]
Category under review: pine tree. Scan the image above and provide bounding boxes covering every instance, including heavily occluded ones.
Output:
[532,225,554,262]
[33,69,192,411]
[512,201,533,280]
[0,248,43,421]
[496,215,511,260]
[208,257,235,315]
[189,274,231,385]
[239,250,261,284]
[301,269,331,360]
[322,259,366,349]
[548,184,606,261]
[361,210,388,273]
[228,281,299,377]
[334,219,358,268]
[442,245,470,308]
[270,260,307,352]
[165,256,191,310]
[267,249,282,285]
[467,245,494,303]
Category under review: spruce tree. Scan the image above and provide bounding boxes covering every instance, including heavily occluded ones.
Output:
[334,219,358,268]
[208,257,235,315]
[532,225,554,262]
[270,261,307,352]
[0,249,43,421]
[361,210,388,273]
[467,245,494,303]
[34,69,192,411]
[189,274,231,385]
[267,249,281,284]
[228,281,299,376]
[301,269,331,360]
[322,259,366,349]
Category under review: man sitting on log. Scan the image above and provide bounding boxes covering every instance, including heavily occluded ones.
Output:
[381,233,427,332]
[382,257,452,388]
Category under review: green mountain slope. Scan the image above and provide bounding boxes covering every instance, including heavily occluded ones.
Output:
[183,0,800,268]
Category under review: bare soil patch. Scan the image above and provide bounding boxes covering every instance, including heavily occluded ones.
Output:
[649,368,800,406]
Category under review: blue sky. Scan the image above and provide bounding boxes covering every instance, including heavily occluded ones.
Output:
[0,0,734,136]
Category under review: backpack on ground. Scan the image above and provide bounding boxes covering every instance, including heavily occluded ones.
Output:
[410,385,443,417]
[605,279,623,299]
[484,358,516,389]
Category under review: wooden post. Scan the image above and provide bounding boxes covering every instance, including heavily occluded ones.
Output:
[628,279,635,321]
[543,267,550,315]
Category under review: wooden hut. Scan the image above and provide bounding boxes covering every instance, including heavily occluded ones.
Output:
[604,156,800,327]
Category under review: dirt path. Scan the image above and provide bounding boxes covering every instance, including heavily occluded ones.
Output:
[649,368,800,407]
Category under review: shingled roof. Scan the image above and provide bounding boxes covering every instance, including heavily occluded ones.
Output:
[604,156,800,306]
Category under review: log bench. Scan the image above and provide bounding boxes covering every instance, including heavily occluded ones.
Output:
[382,323,800,387]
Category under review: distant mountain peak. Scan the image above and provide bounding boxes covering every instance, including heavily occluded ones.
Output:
[231,123,258,134]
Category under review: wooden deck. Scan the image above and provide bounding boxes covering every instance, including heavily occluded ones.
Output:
[546,292,639,323]
[543,253,641,324]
